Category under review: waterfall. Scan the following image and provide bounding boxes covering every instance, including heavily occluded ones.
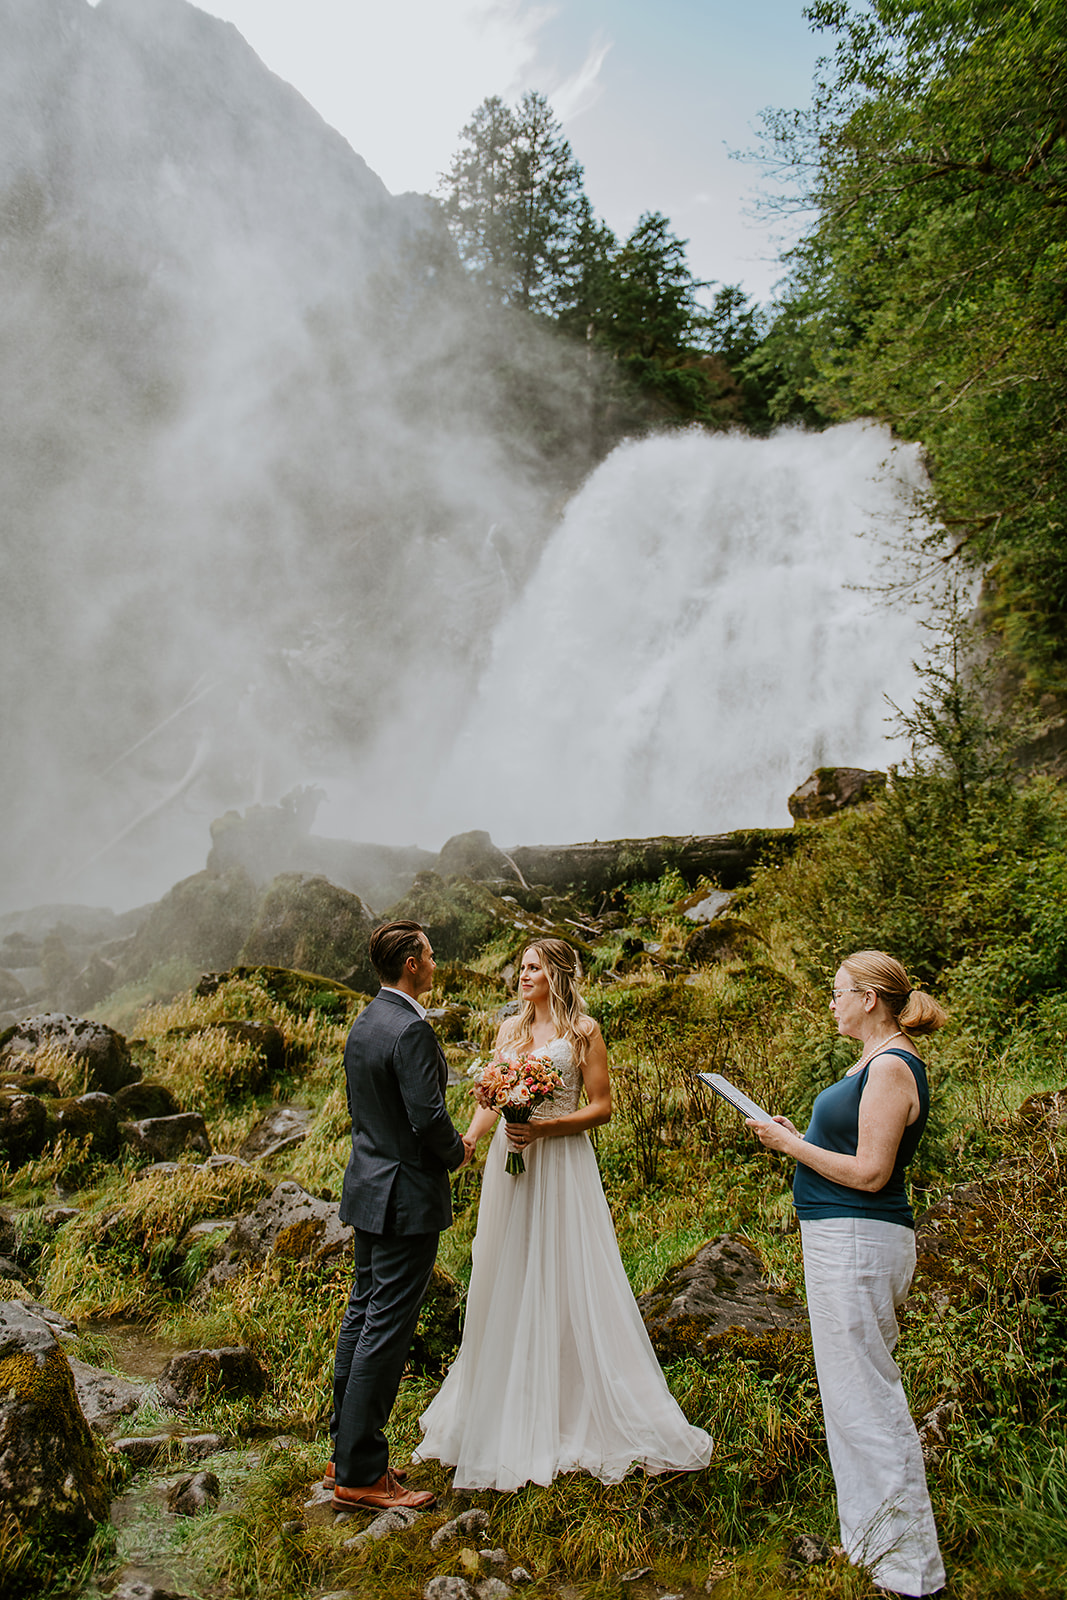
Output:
[363,420,933,848]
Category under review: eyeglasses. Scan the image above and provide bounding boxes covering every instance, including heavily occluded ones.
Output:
[830,986,867,1000]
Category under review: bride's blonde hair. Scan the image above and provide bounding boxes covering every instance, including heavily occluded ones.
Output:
[502,938,590,1068]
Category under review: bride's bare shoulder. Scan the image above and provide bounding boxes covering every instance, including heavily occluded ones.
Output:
[576,1014,601,1038]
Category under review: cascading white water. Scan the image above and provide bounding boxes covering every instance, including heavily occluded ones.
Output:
[385,420,934,847]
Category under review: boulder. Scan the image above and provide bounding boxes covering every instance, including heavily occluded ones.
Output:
[110,1575,193,1600]
[167,1469,221,1515]
[238,1104,313,1161]
[436,830,525,885]
[65,953,119,1012]
[68,1356,146,1430]
[787,766,887,822]
[0,1091,49,1164]
[385,872,514,964]
[0,1070,61,1097]
[410,1267,463,1375]
[198,1180,352,1293]
[157,1346,266,1409]
[684,918,763,966]
[121,1114,211,1162]
[114,1081,183,1121]
[637,1234,807,1361]
[0,1300,109,1536]
[117,867,259,982]
[195,964,365,1019]
[239,873,377,992]
[45,1091,121,1156]
[0,1012,139,1093]
[215,1018,286,1080]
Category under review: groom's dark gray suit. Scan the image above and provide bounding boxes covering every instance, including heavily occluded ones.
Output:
[331,987,466,1487]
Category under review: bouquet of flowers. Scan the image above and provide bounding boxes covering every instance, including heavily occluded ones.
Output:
[467,1050,563,1175]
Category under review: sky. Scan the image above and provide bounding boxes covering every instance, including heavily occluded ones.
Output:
[188,0,827,304]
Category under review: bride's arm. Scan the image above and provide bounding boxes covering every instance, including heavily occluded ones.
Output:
[507,1021,611,1147]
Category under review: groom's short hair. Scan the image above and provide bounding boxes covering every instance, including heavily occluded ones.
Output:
[370,920,427,983]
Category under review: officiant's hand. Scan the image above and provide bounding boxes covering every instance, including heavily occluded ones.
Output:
[746,1114,800,1151]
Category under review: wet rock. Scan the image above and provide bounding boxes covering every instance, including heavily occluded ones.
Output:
[436,830,525,885]
[0,1300,109,1536]
[431,1506,492,1549]
[475,1581,512,1600]
[198,1180,352,1293]
[118,867,259,983]
[65,953,119,1012]
[480,1549,509,1570]
[425,1580,474,1600]
[167,1468,220,1514]
[157,1346,266,1409]
[113,1433,172,1467]
[238,1102,313,1160]
[1016,1087,1067,1132]
[637,1234,807,1360]
[510,1570,533,1586]
[111,1576,193,1600]
[677,888,733,923]
[69,1356,146,1429]
[121,1113,212,1162]
[343,1503,424,1549]
[0,1091,49,1163]
[684,918,763,966]
[45,1091,120,1155]
[239,872,377,991]
[780,1533,831,1575]
[386,871,518,964]
[114,1081,182,1121]
[788,766,886,822]
[0,1012,139,1093]
[20,1301,78,1339]
[0,1070,61,1096]
[0,1256,25,1282]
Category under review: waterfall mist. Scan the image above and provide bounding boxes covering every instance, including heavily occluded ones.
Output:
[0,1,933,916]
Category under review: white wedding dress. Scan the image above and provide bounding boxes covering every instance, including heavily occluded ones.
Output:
[417,1036,713,1490]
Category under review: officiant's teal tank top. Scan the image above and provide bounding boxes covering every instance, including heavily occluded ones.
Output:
[792,1047,930,1228]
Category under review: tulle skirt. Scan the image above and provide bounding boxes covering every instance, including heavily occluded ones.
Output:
[417,1119,713,1490]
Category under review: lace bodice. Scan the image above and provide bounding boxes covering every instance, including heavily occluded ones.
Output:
[506,1035,583,1121]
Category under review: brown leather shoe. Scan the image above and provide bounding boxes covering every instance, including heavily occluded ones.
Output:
[331,1469,435,1511]
[322,1460,406,1488]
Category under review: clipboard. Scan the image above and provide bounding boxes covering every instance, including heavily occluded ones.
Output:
[696,1071,772,1124]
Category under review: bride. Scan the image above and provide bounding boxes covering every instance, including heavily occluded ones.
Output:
[416,938,712,1491]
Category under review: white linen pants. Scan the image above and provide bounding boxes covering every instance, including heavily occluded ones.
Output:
[801,1217,945,1597]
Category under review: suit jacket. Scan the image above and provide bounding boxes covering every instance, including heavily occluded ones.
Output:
[338,989,466,1235]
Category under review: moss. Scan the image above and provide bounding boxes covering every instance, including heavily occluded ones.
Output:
[272,1216,326,1261]
[0,1342,109,1532]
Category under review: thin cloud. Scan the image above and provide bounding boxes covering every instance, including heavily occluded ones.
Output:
[548,34,612,123]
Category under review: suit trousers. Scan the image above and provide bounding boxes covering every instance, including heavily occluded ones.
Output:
[801,1217,945,1597]
[330,1226,440,1486]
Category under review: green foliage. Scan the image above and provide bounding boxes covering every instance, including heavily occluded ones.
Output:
[758,0,1067,681]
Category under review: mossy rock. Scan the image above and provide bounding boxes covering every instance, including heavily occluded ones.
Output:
[239,874,377,991]
[0,1302,110,1539]
[385,872,514,964]
[410,1266,463,1375]
[117,867,259,983]
[196,965,368,1020]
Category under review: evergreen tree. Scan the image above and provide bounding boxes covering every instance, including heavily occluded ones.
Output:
[438,91,586,314]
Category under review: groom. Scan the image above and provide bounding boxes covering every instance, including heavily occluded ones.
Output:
[328,919,469,1511]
